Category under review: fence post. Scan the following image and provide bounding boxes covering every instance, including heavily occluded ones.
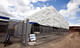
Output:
[25,19,30,47]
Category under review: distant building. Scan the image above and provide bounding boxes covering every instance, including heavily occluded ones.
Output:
[69,26,80,32]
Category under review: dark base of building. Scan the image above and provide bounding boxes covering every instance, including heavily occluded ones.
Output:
[31,24,69,34]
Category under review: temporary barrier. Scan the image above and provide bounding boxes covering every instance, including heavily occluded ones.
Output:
[0,16,9,42]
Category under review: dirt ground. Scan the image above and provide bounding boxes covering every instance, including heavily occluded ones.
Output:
[35,32,80,48]
[0,32,80,48]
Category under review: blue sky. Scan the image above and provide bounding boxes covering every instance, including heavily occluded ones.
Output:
[31,0,70,11]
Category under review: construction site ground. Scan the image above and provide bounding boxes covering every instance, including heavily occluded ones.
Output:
[0,32,80,48]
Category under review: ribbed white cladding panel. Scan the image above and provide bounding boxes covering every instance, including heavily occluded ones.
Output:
[29,6,69,29]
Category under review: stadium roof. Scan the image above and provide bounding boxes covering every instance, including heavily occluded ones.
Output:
[29,6,69,29]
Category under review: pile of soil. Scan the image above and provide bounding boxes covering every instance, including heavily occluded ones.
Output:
[36,32,80,48]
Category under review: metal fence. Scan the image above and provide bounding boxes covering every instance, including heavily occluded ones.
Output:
[0,19,30,47]
[0,19,69,47]
[29,23,69,46]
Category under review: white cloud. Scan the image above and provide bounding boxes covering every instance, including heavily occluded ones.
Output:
[31,0,48,3]
[78,20,80,22]
[59,0,80,19]
[39,0,48,2]
[0,0,48,20]
[59,0,80,26]
[69,23,80,26]
[77,20,80,24]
